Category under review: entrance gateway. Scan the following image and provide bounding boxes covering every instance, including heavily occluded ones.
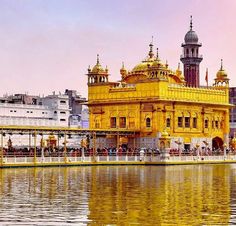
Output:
[212,136,224,150]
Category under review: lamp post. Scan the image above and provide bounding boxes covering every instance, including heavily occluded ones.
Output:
[40,135,45,162]
[203,140,209,155]
[1,129,3,166]
[196,143,200,158]
[33,130,37,164]
[175,139,182,156]
[63,132,68,164]
[223,143,227,159]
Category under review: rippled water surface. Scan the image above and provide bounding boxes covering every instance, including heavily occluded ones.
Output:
[0,165,236,225]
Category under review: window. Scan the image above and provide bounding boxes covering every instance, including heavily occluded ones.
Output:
[166,118,171,128]
[215,121,219,129]
[193,117,197,128]
[110,117,116,128]
[60,100,66,104]
[185,117,190,128]
[204,119,208,128]
[60,111,66,114]
[60,119,66,121]
[54,111,57,114]
[178,117,183,127]
[119,117,126,128]
[42,112,44,114]
[146,118,151,128]
[95,120,100,129]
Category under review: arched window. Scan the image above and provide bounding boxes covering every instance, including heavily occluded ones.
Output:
[186,49,189,56]
[191,48,194,56]
[166,118,171,128]
[146,117,151,128]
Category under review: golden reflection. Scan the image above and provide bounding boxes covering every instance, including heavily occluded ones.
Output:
[0,165,233,225]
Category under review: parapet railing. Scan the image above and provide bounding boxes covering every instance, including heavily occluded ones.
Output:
[1,152,236,165]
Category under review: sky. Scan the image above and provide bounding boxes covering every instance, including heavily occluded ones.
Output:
[0,0,235,98]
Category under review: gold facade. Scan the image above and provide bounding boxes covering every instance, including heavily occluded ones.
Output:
[87,44,231,150]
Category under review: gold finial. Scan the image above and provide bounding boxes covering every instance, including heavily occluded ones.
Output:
[88,65,91,72]
[178,62,180,70]
[220,59,223,70]
[156,48,159,59]
[149,37,154,58]
[122,61,125,69]
[190,15,193,30]
[97,54,100,64]
[120,62,127,77]
[165,60,168,68]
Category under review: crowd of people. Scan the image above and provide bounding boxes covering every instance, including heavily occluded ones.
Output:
[1,145,234,158]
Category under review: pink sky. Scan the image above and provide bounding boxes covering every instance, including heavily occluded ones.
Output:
[0,0,235,98]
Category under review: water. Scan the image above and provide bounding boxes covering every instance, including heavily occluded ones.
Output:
[0,165,236,225]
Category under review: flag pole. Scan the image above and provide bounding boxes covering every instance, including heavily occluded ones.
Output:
[205,68,208,88]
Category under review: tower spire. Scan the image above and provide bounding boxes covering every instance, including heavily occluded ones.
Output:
[190,15,193,30]
[220,59,223,70]
[97,54,100,65]
[156,48,159,59]
[148,36,154,58]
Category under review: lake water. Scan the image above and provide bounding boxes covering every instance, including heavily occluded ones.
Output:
[0,164,236,225]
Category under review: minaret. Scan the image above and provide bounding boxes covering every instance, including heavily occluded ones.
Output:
[180,16,203,87]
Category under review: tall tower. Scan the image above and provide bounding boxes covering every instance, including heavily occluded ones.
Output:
[180,16,202,87]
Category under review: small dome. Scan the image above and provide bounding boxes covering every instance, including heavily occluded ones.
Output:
[184,30,198,43]
[216,59,228,79]
[216,69,227,79]
[91,54,105,73]
[132,61,151,72]
[91,63,104,73]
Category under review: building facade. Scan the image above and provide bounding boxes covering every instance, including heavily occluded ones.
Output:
[87,19,231,151]
[0,92,70,127]
[230,87,236,137]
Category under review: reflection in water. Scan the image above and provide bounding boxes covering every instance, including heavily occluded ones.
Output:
[0,165,235,225]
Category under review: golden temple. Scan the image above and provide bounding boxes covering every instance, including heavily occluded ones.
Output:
[87,18,231,151]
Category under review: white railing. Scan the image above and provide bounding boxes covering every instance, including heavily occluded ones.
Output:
[2,154,236,165]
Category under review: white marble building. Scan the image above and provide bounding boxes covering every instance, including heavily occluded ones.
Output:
[0,93,70,127]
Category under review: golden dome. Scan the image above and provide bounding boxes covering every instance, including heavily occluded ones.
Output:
[152,58,165,68]
[216,59,228,79]
[132,61,152,72]
[131,42,157,72]
[92,64,104,73]
[91,54,105,73]
[217,69,227,79]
